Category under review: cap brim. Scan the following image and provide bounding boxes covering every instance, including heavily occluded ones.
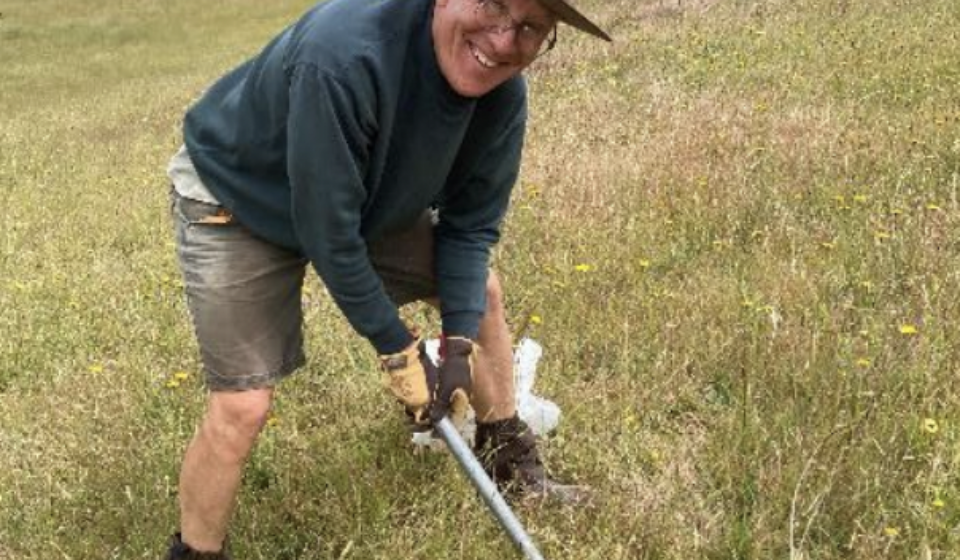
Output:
[538,0,612,42]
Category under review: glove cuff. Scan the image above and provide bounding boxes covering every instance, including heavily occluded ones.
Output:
[379,332,421,371]
[440,334,475,360]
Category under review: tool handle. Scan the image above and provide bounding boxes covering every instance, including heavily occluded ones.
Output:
[434,417,546,560]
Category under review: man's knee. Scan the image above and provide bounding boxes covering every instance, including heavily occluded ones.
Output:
[202,389,274,461]
[485,271,505,316]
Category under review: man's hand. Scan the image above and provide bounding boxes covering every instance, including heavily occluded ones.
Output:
[380,336,438,426]
[430,336,476,423]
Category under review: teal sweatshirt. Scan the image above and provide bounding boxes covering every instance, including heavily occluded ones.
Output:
[183,0,527,354]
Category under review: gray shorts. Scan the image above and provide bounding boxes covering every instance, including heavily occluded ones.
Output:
[171,190,437,391]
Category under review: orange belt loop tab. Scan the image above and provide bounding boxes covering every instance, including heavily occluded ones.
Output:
[198,208,233,225]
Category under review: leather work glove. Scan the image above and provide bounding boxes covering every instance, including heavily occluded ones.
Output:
[430,336,476,424]
[380,335,438,426]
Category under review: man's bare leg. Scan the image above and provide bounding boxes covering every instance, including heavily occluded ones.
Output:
[470,271,516,423]
[178,388,274,552]
[466,272,592,504]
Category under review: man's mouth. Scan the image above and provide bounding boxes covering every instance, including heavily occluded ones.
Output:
[469,42,499,69]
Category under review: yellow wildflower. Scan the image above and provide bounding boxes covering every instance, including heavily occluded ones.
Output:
[165,379,181,389]
[899,324,918,335]
[574,264,593,272]
[926,203,942,211]
[923,418,939,434]
[529,314,543,326]
[88,364,104,374]
[933,497,946,509]
[266,415,280,428]
[174,371,190,381]
[883,526,900,538]
[856,358,871,368]
[853,194,868,203]
[638,259,651,269]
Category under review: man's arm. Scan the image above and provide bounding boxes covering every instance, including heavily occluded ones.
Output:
[435,94,527,339]
[286,63,413,355]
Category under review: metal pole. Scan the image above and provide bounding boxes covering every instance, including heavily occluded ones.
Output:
[433,417,547,560]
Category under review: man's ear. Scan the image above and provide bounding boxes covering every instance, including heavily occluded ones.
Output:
[435,0,451,9]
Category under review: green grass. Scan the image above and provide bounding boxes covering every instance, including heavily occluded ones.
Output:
[2,0,959,558]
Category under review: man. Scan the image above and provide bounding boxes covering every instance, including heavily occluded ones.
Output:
[165,0,610,556]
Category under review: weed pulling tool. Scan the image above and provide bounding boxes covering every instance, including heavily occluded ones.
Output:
[433,416,547,560]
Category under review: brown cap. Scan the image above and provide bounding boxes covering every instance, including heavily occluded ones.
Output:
[538,0,611,42]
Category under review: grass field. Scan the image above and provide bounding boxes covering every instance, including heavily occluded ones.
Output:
[2,0,959,558]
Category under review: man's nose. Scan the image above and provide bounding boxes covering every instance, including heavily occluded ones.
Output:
[488,25,520,55]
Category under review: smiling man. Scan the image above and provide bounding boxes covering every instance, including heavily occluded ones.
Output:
[165,0,609,557]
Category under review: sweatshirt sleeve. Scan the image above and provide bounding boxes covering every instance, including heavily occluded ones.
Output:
[435,100,527,339]
[287,63,412,355]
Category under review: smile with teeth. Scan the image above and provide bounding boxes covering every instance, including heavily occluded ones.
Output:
[469,42,499,69]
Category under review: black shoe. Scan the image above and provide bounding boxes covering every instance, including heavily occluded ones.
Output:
[166,533,231,560]
[474,414,593,506]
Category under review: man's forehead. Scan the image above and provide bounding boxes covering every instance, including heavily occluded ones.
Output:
[501,0,557,21]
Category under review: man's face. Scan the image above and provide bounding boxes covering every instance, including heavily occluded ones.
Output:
[433,0,556,98]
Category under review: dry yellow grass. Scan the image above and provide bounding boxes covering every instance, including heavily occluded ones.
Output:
[2,0,960,558]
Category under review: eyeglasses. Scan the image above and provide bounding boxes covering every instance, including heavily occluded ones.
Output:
[473,0,558,59]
